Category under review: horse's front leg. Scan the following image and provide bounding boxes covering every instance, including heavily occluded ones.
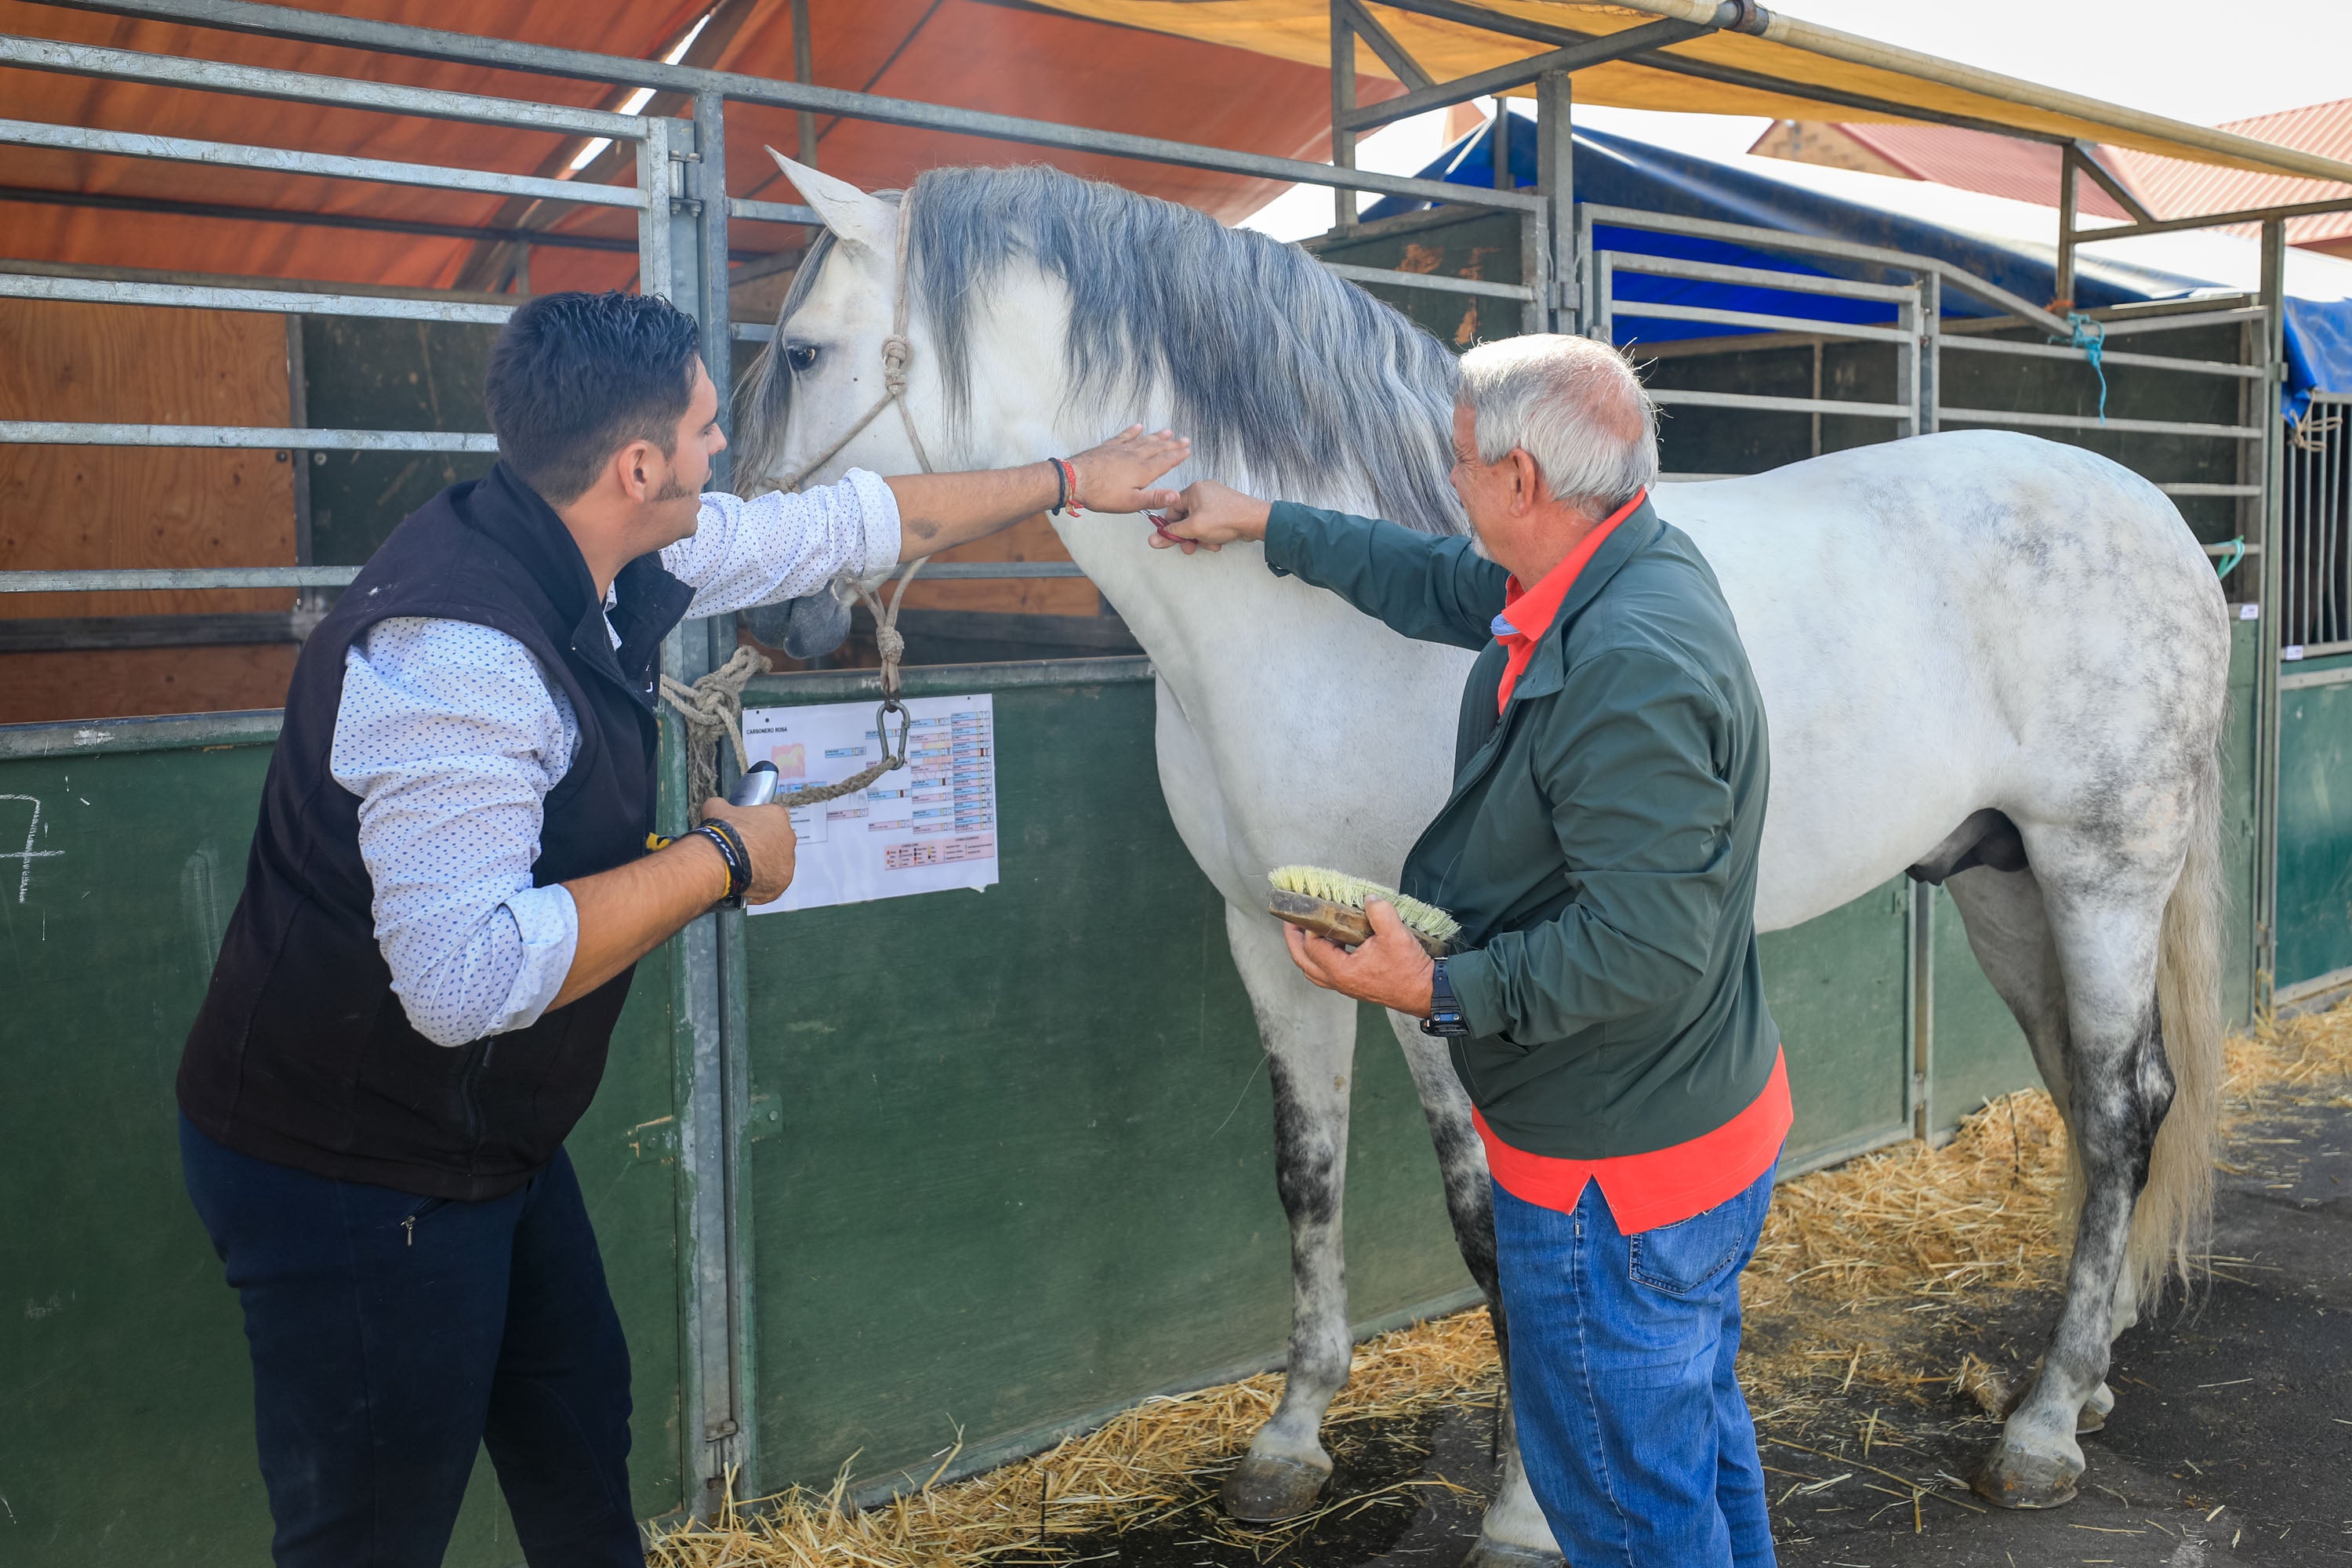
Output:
[1220,901,1360,1522]
[1383,1014,1563,1568]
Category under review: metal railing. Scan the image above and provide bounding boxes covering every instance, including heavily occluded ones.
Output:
[2282,394,2352,661]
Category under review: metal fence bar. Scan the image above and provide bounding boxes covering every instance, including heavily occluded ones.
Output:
[2089,307,2267,338]
[0,422,497,450]
[1322,262,1536,302]
[1939,407,2264,439]
[1,118,648,208]
[726,198,822,226]
[59,0,1544,213]
[1648,388,1918,419]
[0,567,360,591]
[1939,335,2266,379]
[0,33,651,140]
[2165,483,2265,497]
[1613,299,1915,345]
[0,270,515,324]
[1606,250,1919,303]
[1582,202,2068,336]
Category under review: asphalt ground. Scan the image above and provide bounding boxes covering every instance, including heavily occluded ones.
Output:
[1037,1094,2352,1568]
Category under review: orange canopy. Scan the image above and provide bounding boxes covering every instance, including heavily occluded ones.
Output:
[0,0,1399,292]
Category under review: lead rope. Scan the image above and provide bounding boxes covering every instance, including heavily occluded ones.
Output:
[663,191,932,821]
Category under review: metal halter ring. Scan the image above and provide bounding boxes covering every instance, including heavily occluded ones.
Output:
[875,698,913,769]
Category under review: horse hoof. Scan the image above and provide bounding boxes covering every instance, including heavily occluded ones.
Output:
[1460,1538,1566,1568]
[1972,1443,2081,1509]
[2078,1381,2114,1434]
[1221,1454,1329,1523]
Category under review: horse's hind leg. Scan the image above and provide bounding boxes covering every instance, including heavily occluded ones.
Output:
[1957,855,2177,1508]
[1944,864,2119,1428]
[1383,1014,1563,1568]
[1219,902,1362,1522]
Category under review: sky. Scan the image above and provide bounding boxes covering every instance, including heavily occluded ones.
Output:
[1242,0,2352,240]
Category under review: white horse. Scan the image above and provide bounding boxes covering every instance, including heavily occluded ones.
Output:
[735,158,2228,1562]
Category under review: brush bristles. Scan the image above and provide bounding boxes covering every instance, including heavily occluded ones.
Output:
[1267,865,1462,944]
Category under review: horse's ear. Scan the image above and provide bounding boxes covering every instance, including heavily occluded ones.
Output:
[764,147,897,257]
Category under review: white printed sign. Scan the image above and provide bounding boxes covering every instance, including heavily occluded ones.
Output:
[739,693,999,913]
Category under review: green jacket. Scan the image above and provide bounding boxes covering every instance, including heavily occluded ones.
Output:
[1265,495,1779,1159]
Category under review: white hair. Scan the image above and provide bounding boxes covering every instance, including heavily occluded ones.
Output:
[1459,334,1658,513]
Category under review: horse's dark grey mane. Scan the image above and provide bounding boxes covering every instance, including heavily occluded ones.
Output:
[734,165,1467,535]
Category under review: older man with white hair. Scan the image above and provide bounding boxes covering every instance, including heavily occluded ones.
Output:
[1157,333,1785,1568]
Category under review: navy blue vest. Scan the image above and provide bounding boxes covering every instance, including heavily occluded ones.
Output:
[179,463,693,1199]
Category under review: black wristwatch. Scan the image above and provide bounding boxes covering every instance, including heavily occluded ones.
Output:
[1421,956,1471,1037]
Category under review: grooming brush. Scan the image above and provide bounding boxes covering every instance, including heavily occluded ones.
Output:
[1265,865,1461,957]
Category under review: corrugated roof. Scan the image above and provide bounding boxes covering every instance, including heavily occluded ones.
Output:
[0,0,1384,289]
[2107,97,2352,249]
[1831,123,2136,222]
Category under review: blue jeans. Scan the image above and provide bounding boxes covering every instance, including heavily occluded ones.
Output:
[180,1116,641,1568]
[1493,1158,1778,1568]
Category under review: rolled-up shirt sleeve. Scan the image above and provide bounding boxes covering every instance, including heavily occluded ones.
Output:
[665,469,903,617]
[330,617,581,1048]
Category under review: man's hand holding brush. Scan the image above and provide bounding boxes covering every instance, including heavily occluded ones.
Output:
[1283,899,1436,1018]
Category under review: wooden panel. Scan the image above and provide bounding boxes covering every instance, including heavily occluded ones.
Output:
[0,644,299,724]
[0,299,296,619]
[899,513,1099,617]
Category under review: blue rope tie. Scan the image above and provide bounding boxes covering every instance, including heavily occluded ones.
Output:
[2215,537,2246,577]
[2065,311,2108,424]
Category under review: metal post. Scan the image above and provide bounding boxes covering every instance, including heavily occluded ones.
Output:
[1491,93,1511,189]
[1909,882,1936,1141]
[2255,218,2288,1007]
[1330,0,1356,233]
[2054,145,2079,312]
[1918,270,1941,434]
[1535,70,1573,332]
[284,314,318,632]
[692,87,761,1505]
[637,116,676,299]
[791,0,817,168]
[1577,201,1604,342]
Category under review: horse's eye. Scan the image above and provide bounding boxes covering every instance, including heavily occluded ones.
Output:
[785,343,818,373]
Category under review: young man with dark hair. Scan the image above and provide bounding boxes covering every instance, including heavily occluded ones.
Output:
[176,290,1186,1568]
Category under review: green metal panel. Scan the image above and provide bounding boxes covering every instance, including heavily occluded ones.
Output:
[740,673,1469,1492]
[2277,659,2352,991]
[1761,877,1911,1167]
[0,734,686,1566]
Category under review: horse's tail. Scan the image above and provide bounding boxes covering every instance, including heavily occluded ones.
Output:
[2126,731,2226,1312]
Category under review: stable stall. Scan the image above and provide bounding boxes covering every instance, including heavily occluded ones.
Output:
[2,2,2349,1561]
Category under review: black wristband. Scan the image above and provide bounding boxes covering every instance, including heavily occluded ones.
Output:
[692,819,752,908]
[1047,457,1068,516]
[1421,956,1472,1037]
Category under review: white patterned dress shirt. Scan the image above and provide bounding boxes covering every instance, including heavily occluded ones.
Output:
[329,472,902,1047]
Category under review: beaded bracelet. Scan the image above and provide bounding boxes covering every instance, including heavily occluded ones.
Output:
[692,818,753,908]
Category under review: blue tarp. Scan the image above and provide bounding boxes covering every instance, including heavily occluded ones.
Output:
[1362,112,2352,421]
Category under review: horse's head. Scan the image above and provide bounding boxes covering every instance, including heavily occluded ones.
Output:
[729,153,928,502]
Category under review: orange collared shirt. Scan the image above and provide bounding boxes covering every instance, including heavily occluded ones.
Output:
[1470,485,1788,1229]
[1491,488,1646,714]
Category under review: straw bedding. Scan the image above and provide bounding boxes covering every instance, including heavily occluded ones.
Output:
[649,1000,2352,1566]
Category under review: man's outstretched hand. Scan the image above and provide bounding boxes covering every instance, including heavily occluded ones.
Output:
[1069,425,1190,514]
[1283,898,1437,1018]
[1147,479,1272,554]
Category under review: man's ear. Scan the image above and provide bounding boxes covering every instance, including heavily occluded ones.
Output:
[765,148,898,257]
[1509,448,1543,512]
[614,438,657,503]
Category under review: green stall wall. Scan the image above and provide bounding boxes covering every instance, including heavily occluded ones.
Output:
[0,615,2261,1552]
[0,734,685,1566]
[2278,652,2352,993]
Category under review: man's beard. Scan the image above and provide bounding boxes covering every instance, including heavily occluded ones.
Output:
[652,472,696,503]
[1467,526,1494,563]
